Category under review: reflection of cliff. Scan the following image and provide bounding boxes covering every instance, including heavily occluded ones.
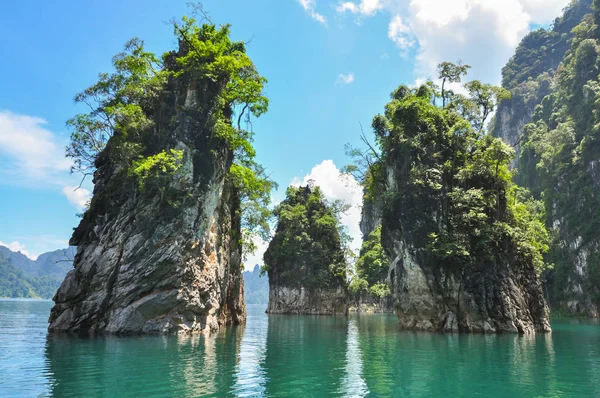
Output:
[44,328,244,397]
[262,315,348,396]
[232,307,268,396]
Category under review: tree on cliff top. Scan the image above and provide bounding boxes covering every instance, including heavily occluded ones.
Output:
[364,71,551,275]
[65,5,275,257]
[263,185,348,290]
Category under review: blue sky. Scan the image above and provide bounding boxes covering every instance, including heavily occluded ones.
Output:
[0,0,569,265]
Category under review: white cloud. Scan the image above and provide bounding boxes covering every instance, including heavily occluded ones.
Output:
[337,73,356,84]
[242,160,364,270]
[388,15,414,50]
[62,186,92,211]
[297,0,327,25]
[244,237,270,271]
[291,160,363,253]
[0,111,72,179]
[521,0,571,22]
[336,0,571,83]
[0,241,35,260]
[337,0,383,16]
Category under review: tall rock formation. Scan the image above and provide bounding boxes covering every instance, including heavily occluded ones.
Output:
[351,214,394,313]
[48,24,265,334]
[491,0,592,168]
[492,0,600,317]
[371,85,551,333]
[264,186,348,315]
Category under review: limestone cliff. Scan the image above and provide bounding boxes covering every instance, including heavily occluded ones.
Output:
[492,0,600,317]
[382,157,551,333]
[370,85,551,334]
[48,29,250,334]
[491,0,591,168]
[351,211,394,313]
[264,185,348,315]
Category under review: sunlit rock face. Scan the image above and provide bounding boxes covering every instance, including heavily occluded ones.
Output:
[48,44,246,335]
[490,0,600,318]
[266,286,347,315]
[263,186,348,315]
[353,192,393,314]
[382,160,551,334]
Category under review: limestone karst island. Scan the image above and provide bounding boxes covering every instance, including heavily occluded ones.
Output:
[1,0,600,396]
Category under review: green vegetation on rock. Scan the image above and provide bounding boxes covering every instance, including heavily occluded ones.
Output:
[66,8,275,256]
[263,185,348,290]
[349,226,390,298]
[355,64,551,279]
[511,0,600,307]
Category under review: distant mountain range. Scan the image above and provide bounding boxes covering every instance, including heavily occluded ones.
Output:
[243,264,269,305]
[0,246,75,299]
[0,246,270,303]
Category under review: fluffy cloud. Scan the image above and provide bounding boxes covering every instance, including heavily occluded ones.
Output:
[388,15,414,50]
[0,241,35,260]
[291,160,363,253]
[0,111,72,180]
[297,0,327,25]
[337,0,571,83]
[62,186,92,211]
[242,160,363,270]
[337,0,383,16]
[337,73,356,84]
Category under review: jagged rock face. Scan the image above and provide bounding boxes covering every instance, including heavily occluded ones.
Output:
[355,196,393,313]
[387,240,551,333]
[382,160,551,334]
[49,51,246,334]
[264,186,348,315]
[350,293,393,314]
[359,192,381,240]
[491,0,600,318]
[549,216,600,318]
[267,285,347,315]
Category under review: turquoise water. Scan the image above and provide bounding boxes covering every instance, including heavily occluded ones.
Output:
[1,299,600,397]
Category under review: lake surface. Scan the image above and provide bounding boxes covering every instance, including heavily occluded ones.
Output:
[1,299,600,397]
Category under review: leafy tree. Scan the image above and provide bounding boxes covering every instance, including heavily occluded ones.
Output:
[358,75,551,277]
[437,61,471,107]
[263,185,348,289]
[350,225,390,297]
[65,6,275,255]
[463,81,511,133]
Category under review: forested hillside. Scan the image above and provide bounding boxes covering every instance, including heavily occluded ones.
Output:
[0,247,74,299]
[492,0,600,316]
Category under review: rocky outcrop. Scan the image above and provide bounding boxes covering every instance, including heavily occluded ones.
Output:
[349,293,393,314]
[376,92,551,333]
[353,195,393,313]
[491,0,600,317]
[359,192,381,241]
[491,0,591,168]
[267,286,347,315]
[48,41,246,334]
[386,239,551,333]
[263,185,348,315]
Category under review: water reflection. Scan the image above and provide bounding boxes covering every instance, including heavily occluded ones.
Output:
[232,305,268,396]
[262,314,349,397]
[4,300,600,397]
[44,325,245,397]
[339,318,368,397]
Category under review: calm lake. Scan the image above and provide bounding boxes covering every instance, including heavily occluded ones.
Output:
[1,299,599,397]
